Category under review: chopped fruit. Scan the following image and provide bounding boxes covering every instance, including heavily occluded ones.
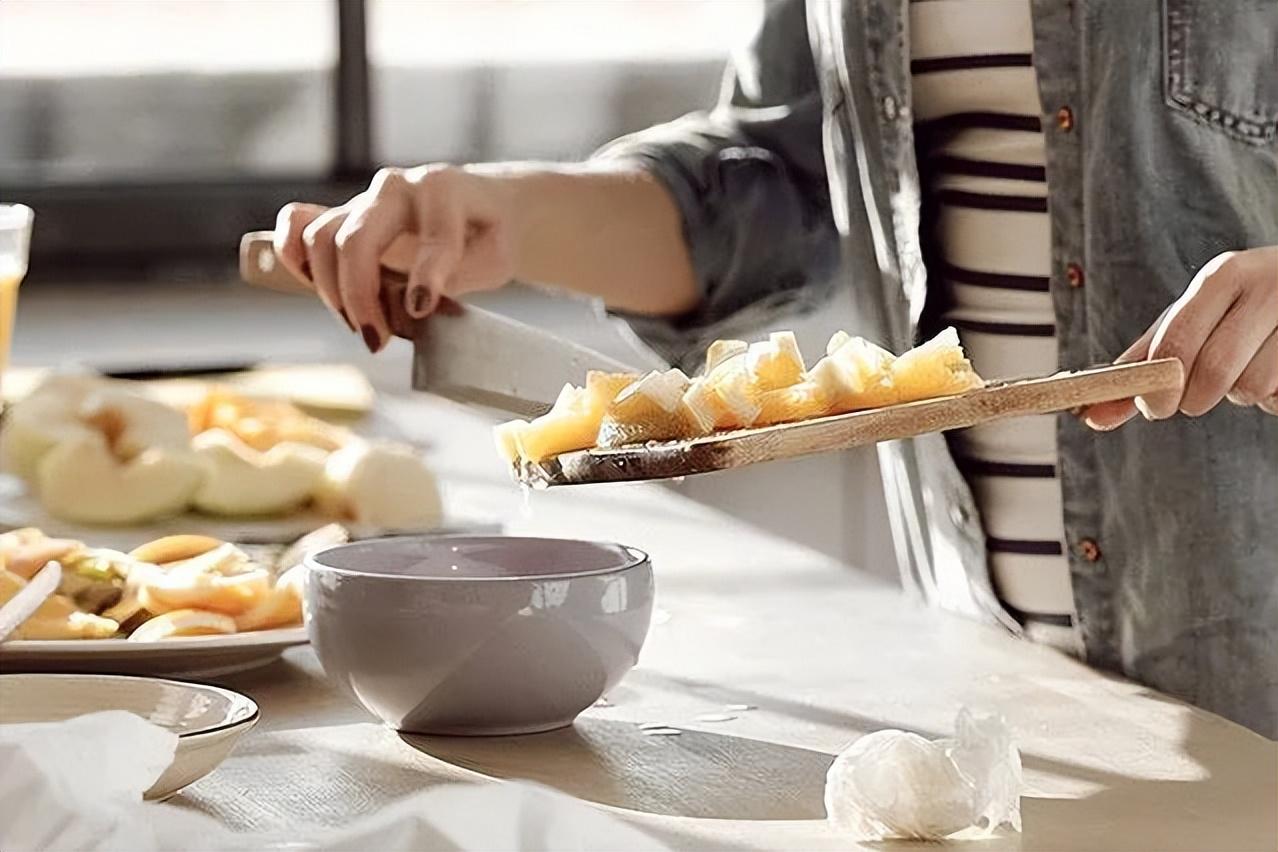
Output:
[313,441,443,529]
[754,380,833,426]
[490,326,986,464]
[136,545,272,616]
[746,331,806,391]
[129,534,223,566]
[127,609,237,641]
[812,333,899,411]
[36,433,203,525]
[190,429,326,517]
[234,583,302,632]
[704,339,747,374]
[188,388,349,452]
[890,327,984,403]
[495,371,641,464]
[598,369,703,447]
[683,354,762,430]
[583,371,641,411]
[0,570,119,640]
[493,420,530,466]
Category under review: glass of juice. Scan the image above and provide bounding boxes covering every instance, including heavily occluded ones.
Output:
[0,204,34,405]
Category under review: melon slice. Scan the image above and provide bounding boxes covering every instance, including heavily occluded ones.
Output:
[493,371,640,464]
[746,331,806,392]
[0,570,119,640]
[597,369,705,447]
[811,333,898,412]
[704,339,747,374]
[683,353,762,431]
[890,327,984,403]
[754,380,834,427]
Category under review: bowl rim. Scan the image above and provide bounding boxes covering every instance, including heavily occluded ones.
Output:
[0,672,260,738]
[306,534,651,583]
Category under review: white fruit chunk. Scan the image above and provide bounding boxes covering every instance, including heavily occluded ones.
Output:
[1,375,190,482]
[0,375,103,480]
[314,441,443,529]
[190,428,326,516]
[36,433,202,525]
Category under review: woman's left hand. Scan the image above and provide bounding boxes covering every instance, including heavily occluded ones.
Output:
[1085,246,1278,430]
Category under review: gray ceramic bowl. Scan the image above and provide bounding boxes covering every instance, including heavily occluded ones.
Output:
[305,535,654,736]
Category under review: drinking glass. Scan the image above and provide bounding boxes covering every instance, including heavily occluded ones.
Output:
[0,204,34,405]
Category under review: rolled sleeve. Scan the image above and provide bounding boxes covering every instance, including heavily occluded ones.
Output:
[593,0,838,367]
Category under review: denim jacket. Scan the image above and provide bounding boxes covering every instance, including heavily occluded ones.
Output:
[599,0,1278,736]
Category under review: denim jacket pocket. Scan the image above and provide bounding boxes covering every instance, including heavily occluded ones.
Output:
[1162,0,1278,146]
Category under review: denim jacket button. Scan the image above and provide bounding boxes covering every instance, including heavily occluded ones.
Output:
[1077,538,1102,562]
[949,501,971,527]
[1056,106,1075,132]
[1066,263,1085,288]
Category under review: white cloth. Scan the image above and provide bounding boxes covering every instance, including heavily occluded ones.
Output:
[0,711,667,852]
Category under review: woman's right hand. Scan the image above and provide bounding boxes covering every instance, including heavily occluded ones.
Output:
[274,165,519,352]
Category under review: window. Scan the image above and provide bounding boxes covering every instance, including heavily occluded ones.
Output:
[0,0,760,279]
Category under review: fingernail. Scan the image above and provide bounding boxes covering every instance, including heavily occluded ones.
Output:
[407,286,431,317]
[337,308,356,333]
[1134,397,1156,421]
[1083,416,1119,432]
[361,324,382,353]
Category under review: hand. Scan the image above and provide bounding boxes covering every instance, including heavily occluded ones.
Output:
[273,165,518,352]
[1085,246,1278,430]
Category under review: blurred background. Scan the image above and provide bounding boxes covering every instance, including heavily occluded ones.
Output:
[1,0,894,578]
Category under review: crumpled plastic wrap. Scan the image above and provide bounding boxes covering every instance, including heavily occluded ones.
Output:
[824,707,1023,840]
[0,711,667,852]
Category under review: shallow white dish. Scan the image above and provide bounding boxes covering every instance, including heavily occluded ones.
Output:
[0,672,258,799]
[0,474,500,549]
[0,626,308,678]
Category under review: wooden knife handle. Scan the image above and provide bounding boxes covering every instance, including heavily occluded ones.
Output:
[239,231,311,294]
[239,230,411,294]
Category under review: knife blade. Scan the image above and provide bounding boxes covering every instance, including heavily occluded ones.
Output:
[239,231,640,417]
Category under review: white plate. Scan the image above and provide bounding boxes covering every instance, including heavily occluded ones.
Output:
[0,474,499,549]
[0,626,309,678]
[0,672,258,799]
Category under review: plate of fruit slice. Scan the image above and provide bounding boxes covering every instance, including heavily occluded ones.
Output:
[0,526,343,677]
[0,377,495,548]
[494,327,1184,486]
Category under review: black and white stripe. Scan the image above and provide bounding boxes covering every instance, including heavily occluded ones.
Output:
[910,0,1078,653]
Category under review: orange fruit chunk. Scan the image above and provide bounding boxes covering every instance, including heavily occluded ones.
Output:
[494,371,641,464]
[754,380,833,426]
[746,331,806,392]
[890,327,984,402]
[597,369,704,447]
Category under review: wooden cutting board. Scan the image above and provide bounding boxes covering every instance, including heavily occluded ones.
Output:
[522,358,1183,486]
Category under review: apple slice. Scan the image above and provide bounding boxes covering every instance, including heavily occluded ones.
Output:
[190,428,326,517]
[36,433,202,525]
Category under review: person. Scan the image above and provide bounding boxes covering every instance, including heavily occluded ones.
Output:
[273,1,1278,736]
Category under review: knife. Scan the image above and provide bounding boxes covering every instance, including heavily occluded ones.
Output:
[239,232,641,418]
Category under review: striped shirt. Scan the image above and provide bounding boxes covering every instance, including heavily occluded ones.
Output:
[909,0,1079,653]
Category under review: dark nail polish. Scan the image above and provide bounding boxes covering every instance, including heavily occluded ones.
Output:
[299,260,311,280]
[408,286,431,316]
[361,324,381,353]
[337,307,356,333]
